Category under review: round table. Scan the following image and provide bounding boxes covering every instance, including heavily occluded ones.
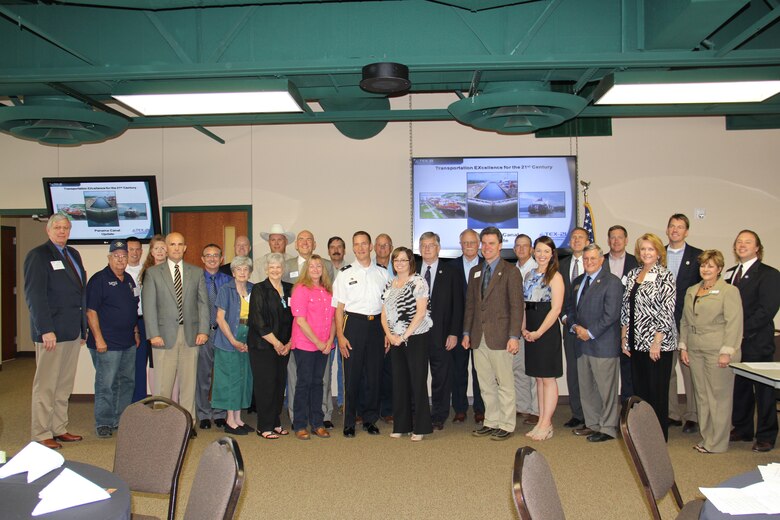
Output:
[0,460,130,520]
[699,469,780,520]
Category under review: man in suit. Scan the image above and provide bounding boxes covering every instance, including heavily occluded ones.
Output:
[24,213,87,449]
[283,229,335,425]
[604,224,639,402]
[417,232,463,430]
[462,227,524,440]
[219,235,251,276]
[372,233,394,421]
[564,244,624,442]
[559,227,590,429]
[513,234,539,424]
[727,230,780,452]
[142,232,210,423]
[665,213,702,434]
[450,228,485,424]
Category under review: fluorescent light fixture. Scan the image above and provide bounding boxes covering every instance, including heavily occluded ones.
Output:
[594,70,780,105]
[114,91,304,116]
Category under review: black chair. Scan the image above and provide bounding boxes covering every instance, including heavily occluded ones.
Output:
[183,437,245,520]
[620,396,703,520]
[512,446,566,520]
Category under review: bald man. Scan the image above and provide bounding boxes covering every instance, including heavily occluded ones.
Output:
[220,235,251,276]
[142,232,210,423]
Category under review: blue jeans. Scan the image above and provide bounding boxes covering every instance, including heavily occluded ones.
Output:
[292,349,327,431]
[90,347,136,430]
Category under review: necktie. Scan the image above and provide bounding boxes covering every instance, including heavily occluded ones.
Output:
[732,264,743,286]
[174,263,183,324]
[62,248,82,287]
[482,263,492,299]
[424,265,432,295]
[572,258,580,280]
[208,275,218,327]
[578,276,591,307]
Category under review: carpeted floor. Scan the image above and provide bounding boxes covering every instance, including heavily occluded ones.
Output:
[1,357,777,519]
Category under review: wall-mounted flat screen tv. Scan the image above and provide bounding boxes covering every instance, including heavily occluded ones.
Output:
[42,175,162,244]
[412,156,577,258]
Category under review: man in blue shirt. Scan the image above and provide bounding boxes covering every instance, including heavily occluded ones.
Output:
[86,240,140,438]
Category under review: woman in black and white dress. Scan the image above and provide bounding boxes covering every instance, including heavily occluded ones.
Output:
[620,233,678,440]
[380,247,433,441]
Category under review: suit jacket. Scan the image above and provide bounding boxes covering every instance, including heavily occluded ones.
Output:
[462,258,524,350]
[725,261,780,360]
[142,260,209,348]
[559,254,581,322]
[564,269,624,358]
[668,243,703,327]
[451,255,484,304]
[678,278,743,356]
[416,260,464,347]
[282,256,334,284]
[23,240,87,342]
[620,264,678,352]
[603,252,639,279]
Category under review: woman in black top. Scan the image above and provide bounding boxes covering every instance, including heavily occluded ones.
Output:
[248,253,293,439]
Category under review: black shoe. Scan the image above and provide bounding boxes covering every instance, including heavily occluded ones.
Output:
[239,424,254,434]
[682,421,699,434]
[668,418,683,427]
[490,429,512,441]
[343,427,356,438]
[190,429,198,439]
[587,432,615,443]
[214,418,227,428]
[363,423,380,435]
[323,420,334,430]
[432,421,444,431]
[199,419,212,430]
[563,417,584,428]
[472,426,496,437]
[224,424,248,436]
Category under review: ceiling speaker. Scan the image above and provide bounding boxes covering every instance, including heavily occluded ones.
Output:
[360,62,410,95]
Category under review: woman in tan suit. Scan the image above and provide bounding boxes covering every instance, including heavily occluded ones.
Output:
[680,249,743,453]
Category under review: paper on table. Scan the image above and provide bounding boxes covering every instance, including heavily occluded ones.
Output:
[758,463,780,484]
[0,441,64,483]
[700,481,780,515]
[744,362,780,370]
[32,467,110,516]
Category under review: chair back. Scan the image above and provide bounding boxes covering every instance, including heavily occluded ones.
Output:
[184,437,245,520]
[620,396,678,519]
[113,396,192,520]
[512,446,566,520]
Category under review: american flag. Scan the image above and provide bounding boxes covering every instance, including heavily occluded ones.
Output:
[583,202,595,243]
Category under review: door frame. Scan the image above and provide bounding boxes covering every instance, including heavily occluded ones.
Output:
[162,205,253,239]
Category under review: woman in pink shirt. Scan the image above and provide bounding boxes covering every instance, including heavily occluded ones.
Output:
[290,254,336,440]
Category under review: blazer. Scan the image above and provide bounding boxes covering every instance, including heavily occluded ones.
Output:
[667,243,703,327]
[214,279,254,352]
[620,263,678,352]
[142,261,209,349]
[451,255,483,304]
[603,252,639,279]
[462,258,524,350]
[564,269,624,358]
[248,279,293,351]
[725,261,780,360]
[678,278,743,356]
[282,256,335,284]
[416,260,464,347]
[23,240,87,342]
[559,254,580,322]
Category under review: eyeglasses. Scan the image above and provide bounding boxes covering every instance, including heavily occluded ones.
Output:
[202,254,221,259]
[393,258,410,263]
[460,241,478,247]
[110,254,128,260]
[420,244,439,250]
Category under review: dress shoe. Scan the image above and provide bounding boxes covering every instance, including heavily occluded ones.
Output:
[356,415,363,423]
[753,441,774,453]
[38,439,62,450]
[452,412,466,423]
[563,417,584,428]
[96,426,113,438]
[214,418,227,428]
[472,426,496,437]
[363,423,380,435]
[295,429,310,440]
[490,429,512,441]
[238,424,254,434]
[587,432,614,443]
[54,432,82,442]
[523,414,539,425]
[343,427,356,438]
[312,427,330,438]
[573,427,595,436]
[432,422,444,431]
[474,412,485,424]
[190,429,198,439]
[729,430,752,442]
[381,415,394,424]
[682,421,699,434]
[199,419,212,430]
[668,418,683,427]
[323,420,335,430]
[224,424,248,436]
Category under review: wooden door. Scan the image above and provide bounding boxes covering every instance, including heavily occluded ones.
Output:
[2,226,17,361]
[167,208,250,266]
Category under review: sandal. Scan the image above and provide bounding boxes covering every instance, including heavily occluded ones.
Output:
[259,431,279,440]
[273,427,289,436]
[693,445,711,454]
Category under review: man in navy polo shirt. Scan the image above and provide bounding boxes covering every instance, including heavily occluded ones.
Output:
[86,240,140,438]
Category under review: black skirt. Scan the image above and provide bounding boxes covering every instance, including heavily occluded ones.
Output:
[524,301,563,378]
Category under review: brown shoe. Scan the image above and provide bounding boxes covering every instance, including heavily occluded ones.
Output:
[474,412,485,424]
[38,438,62,450]
[523,414,539,425]
[452,412,466,423]
[295,429,310,440]
[573,427,595,436]
[54,432,82,442]
[312,427,330,438]
[753,441,774,453]
[382,415,394,424]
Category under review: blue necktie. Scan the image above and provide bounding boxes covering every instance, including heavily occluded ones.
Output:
[482,263,492,299]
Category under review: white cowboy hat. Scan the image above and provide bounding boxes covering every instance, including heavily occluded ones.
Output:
[260,224,295,242]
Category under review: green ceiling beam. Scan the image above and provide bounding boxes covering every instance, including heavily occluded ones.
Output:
[643,0,750,50]
[715,6,780,57]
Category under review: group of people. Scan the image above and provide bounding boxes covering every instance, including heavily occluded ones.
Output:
[24,213,778,452]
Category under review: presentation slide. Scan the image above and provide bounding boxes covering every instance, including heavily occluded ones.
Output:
[412,156,577,257]
[46,179,157,241]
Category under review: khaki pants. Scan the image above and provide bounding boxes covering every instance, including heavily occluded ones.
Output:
[473,340,516,432]
[31,339,82,441]
[153,326,198,421]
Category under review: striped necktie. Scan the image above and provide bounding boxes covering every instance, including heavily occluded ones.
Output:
[481,263,492,299]
[174,263,183,324]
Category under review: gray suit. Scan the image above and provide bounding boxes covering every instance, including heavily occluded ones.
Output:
[564,268,623,437]
[142,260,209,419]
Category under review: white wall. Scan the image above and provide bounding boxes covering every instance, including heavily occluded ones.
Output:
[2,106,778,394]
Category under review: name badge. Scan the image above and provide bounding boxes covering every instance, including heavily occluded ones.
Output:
[290,271,299,279]
[621,275,627,286]
[710,290,720,294]
[644,272,658,283]
[133,287,141,297]
[473,271,481,278]
[50,260,65,270]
